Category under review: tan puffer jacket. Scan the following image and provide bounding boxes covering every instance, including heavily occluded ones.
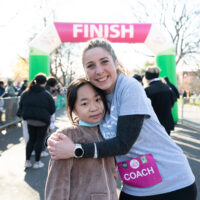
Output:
[45,125,118,200]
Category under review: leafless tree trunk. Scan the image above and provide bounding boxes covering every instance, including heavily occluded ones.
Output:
[50,43,83,86]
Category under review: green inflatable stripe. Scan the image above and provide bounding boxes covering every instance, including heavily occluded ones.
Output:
[156,54,178,122]
[158,48,175,56]
[29,47,48,55]
[29,55,50,81]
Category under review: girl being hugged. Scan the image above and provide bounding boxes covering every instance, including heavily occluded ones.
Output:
[48,39,197,200]
[45,78,118,200]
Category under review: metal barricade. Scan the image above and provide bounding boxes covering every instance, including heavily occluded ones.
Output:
[178,97,200,130]
[0,94,67,130]
[0,96,21,129]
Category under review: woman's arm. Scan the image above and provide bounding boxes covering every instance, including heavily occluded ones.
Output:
[48,115,144,159]
[82,115,144,158]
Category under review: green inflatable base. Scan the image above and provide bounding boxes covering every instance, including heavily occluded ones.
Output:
[156,54,178,123]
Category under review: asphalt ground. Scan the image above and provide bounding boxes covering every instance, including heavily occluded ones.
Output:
[0,107,199,200]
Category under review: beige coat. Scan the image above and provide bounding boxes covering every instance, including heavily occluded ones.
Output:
[45,125,118,200]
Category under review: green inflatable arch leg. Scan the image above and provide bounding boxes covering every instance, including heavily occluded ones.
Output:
[29,55,50,81]
[156,54,178,123]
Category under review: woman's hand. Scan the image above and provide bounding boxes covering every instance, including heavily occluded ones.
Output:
[47,133,75,160]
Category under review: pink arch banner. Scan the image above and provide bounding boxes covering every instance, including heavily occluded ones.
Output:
[54,22,151,43]
[29,21,178,121]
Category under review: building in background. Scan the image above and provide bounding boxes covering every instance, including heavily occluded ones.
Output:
[177,70,200,96]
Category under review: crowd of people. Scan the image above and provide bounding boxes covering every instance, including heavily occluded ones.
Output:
[0,78,66,124]
[0,79,27,98]
[0,79,26,124]
[0,75,65,169]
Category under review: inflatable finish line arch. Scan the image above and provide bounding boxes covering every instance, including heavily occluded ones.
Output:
[29,22,178,122]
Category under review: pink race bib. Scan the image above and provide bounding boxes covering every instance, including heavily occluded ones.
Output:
[117,154,162,188]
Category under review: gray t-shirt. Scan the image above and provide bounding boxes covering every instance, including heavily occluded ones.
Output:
[100,74,194,196]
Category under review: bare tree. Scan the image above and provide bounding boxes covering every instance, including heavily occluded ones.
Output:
[50,43,83,86]
[12,56,29,82]
[131,0,200,67]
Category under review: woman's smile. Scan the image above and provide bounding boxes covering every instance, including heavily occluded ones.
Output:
[83,47,118,94]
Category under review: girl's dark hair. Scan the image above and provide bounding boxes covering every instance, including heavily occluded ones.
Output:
[67,78,108,125]
[26,73,47,92]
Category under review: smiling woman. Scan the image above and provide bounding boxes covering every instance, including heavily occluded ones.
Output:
[47,38,197,200]
[83,46,118,94]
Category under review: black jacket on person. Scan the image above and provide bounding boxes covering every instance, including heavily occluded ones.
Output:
[16,85,56,125]
[0,87,5,97]
[17,85,27,96]
[145,80,175,134]
[164,77,180,105]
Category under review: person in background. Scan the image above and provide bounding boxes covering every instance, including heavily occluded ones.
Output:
[164,76,180,105]
[45,77,58,95]
[45,77,58,132]
[45,78,118,200]
[0,81,5,123]
[15,81,21,91]
[17,80,28,96]
[0,81,5,97]
[17,73,55,169]
[133,74,143,85]
[0,96,4,124]
[18,79,49,158]
[183,90,187,98]
[47,38,197,200]
[144,66,175,135]
[5,79,17,97]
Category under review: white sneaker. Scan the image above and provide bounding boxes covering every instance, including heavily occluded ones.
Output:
[41,151,49,157]
[33,161,44,169]
[25,161,32,168]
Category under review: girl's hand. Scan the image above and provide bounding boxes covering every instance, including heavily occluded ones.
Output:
[47,133,75,160]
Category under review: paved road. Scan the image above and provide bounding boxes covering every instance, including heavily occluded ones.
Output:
[0,108,199,200]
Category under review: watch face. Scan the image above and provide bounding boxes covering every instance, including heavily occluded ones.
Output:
[75,148,83,157]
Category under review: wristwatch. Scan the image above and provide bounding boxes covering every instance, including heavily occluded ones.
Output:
[74,144,84,158]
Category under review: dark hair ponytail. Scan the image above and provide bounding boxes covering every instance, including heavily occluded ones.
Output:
[26,73,47,92]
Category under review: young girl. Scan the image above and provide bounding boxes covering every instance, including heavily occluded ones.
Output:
[45,78,118,200]
[48,38,197,200]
